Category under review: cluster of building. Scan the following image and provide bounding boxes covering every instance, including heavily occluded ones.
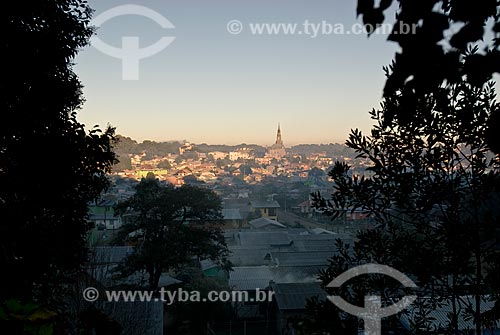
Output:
[224,227,350,328]
[80,125,379,334]
[83,175,373,334]
[84,218,354,334]
[81,125,500,335]
[86,124,375,243]
[115,124,369,187]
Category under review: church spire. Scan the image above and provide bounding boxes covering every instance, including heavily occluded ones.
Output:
[267,123,286,159]
[276,123,283,145]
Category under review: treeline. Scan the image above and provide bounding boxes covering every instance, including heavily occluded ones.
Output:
[112,135,181,170]
[114,135,352,158]
[196,143,267,155]
[114,135,182,157]
[288,143,355,158]
[112,135,355,171]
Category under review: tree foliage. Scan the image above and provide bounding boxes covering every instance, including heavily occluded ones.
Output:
[113,154,132,171]
[0,0,116,301]
[238,165,253,176]
[157,159,171,170]
[308,167,326,179]
[311,63,500,333]
[174,268,232,333]
[302,2,500,332]
[357,0,500,152]
[114,179,231,290]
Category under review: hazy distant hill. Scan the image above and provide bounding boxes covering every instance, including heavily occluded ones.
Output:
[195,143,267,156]
[112,135,183,170]
[112,135,354,160]
[288,143,355,157]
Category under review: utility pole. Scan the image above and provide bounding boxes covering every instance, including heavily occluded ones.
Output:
[284,177,287,214]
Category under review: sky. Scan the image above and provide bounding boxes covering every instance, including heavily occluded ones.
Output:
[74,0,404,146]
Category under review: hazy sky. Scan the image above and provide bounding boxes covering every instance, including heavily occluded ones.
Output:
[74,0,403,145]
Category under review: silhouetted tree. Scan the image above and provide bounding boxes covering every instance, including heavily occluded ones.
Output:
[311,63,500,333]
[113,154,132,171]
[292,293,359,335]
[114,179,231,290]
[183,174,205,185]
[176,269,231,333]
[0,0,116,302]
[145,171,156,180]
[157,160,171,169]
[308,167,325,179]
[356,0,500,153]
[239,165,253,176]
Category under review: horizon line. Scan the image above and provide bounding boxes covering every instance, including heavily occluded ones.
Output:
[116,134,346,147]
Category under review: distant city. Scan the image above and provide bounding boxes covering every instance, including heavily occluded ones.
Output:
[89,122,374,240]
[89,124,374,325]
[110,124,372,185]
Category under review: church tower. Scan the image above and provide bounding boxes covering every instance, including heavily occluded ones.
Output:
[276,123,283,145]
[266,123,286,159]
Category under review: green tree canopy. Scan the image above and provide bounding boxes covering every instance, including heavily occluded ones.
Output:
[114,179,231,290]
[239,165,253,176]
[308,167,325,179]
[157,159,171,169]
[113,154,132,171]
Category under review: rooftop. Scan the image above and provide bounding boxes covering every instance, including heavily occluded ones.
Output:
[229,265,323,290]
[271,282,328,311]
[249,217,286,229]
[250,200,281,208]
[270,251,335,267]
[237,231,292,247]
[91,246,133,265]
[222,208,243,220]
[95,300,163,335]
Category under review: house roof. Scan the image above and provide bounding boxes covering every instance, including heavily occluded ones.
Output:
[222,208,243,220]
[157,273,182,287]
[310,228,336,235]
[89,247,181,288]
[95,300,163,335]
[223,198,251,208]
[271,282,328,311]
[298,199,312,207]
[91,246,133,265]
[237,231,292,247]
[249,217,286,229]
[250,200,281,208]
[87,265,181,288]
[229,265,323,291]
[292,239,339,252]
[199,259,218,271]
[229,248,273,266]
[229,266,274,290]
[293,233,344,246]
[270,251,335,267]
[228,228,349,250]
